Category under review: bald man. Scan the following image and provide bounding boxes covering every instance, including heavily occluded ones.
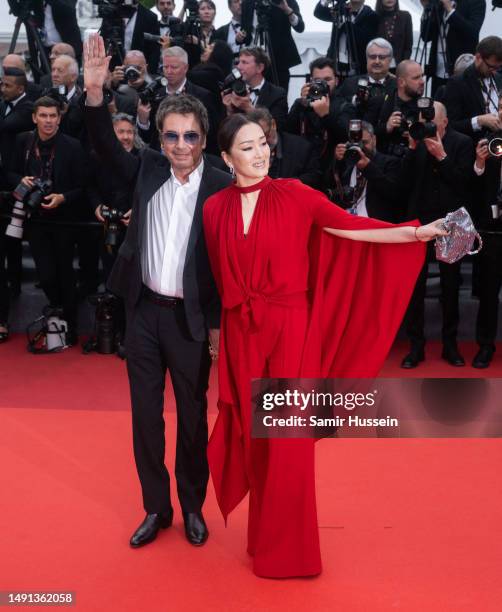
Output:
[2,54,43,101]
[400,100,475,368]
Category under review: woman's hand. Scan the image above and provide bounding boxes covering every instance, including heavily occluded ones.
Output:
[415,219,449,242]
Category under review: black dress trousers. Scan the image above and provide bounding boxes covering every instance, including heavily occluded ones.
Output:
[125,295,211,515]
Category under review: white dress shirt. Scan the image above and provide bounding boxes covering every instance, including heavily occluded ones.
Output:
[124,11,138,52]
[142,160,204,296]
[349,166,368,217]
[249,78,265,106]
[3,92,26,116]
[471,78,500,132]
[44,4,62,46]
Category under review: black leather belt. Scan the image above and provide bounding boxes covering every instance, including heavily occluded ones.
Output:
[142,285,183,307]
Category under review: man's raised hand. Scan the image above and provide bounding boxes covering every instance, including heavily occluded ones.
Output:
[83,33,111,105]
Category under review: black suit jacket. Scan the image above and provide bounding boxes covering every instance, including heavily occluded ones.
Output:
[314,2,379,74]
[241,0,304,70]
[256,80,289,132]
[443,64,502,139]
[270,132,322,188]
[400,127,474,222]
[7,129,87,221]
[33,0,82,58]
[0,96,35,172]
[84,103,232,341]
[420,0,485,77]
[131,5,161,75]
[471,156,502,230]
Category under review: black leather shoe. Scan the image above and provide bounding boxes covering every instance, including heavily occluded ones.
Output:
[182,512,208,546]
[401,349,425,369]
[130,510,173,548]
[472,346,494,369]
[441,345,465,367]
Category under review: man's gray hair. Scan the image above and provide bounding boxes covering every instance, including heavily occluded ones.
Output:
[155,94,209,137]
[366,38,394,58]
[56,54,79,78]
[162,46,189,64]
[112,112,146,149]
[361,121,375,135]
[125,50,147,65]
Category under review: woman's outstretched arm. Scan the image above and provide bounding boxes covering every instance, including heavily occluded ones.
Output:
[324,220,447,243]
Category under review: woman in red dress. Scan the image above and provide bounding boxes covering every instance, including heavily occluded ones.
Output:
[203,114,446,578]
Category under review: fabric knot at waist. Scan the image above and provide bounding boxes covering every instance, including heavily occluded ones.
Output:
[233,290,308,331]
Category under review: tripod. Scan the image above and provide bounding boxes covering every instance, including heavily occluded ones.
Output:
[414,0,449,95]
[252,6,279,86]
[7,2,50,83]
[329,0,360,79]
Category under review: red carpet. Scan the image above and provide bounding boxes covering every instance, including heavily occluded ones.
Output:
[1,336,502,611]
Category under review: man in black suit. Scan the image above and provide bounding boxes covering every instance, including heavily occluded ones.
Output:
[399,102,475,368]
[314,0,378,77]
[287,57,352,172]
[0,68,35,183]
[127,3,162,75]
[335,38,397,116]
[213,0,247,57]
[419,0,486,95]
[329,121,404,222]
[84,34,232,549]
[443,36,502,140]
[31,0,83,63]
[240,0,304,92]
[469,101,502,368]
[248,107,322,188]
[137,46,220,153]
[223,47,288,131]
[8,96,87,343]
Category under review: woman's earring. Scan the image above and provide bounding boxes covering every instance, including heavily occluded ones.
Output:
[229,165,235,177]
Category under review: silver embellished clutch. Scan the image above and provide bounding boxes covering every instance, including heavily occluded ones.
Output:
[435,207,483,264]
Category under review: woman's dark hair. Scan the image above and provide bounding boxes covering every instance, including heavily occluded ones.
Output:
[217,114,263,153]
[375,0,399,15]
[199,0,216,11]
[207,40,234,75]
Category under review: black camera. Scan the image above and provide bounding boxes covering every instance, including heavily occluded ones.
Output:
[355,77,370,106]
[138,77,168,105]
[220,68,248,97]
[92,0,138,19]
[43,85,68,108]
[85,292,120,354]
[409,97,437,141]
[306,78,330,104]
[344,119,363,164]
[124,65,141,83]
[6,178,52,240]
[487,133,502,158]
[101,205,125,246]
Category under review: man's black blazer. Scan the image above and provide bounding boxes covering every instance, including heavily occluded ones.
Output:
[256,80,288,131]
[241,0,304,70]
[443,64,502,139]
[420,0,485,78]
[131,5,161,75]
[400,127,474,222]
[0,96,35,172]
[271,132,322,188]
[471,156,502,231]
[314,2,379,74]
[33,0,83,58]
[7,129,87,220]
[84,103,232,341]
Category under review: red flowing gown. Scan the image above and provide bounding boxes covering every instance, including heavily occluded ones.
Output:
[203,176,426,578]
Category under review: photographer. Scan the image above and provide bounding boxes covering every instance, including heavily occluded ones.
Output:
[50,54,85,140]
[31,0,82,64]
[286,57,350,171]
[327,121,403,221]
[110,50,155,118]
[137,46,220,152]
[469,97,502,367]
[241,0,305,92]
[443,36,502,139]
[153,0,177,32]
[314,0,379,77]
[368,59,425,155]
[419,0,486,95]
[7,96,88,344]
[223,47,288,130]
[335,38,396,115]
[248,107,322,187]
[399,101,475,368]
[214,0,247,56]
